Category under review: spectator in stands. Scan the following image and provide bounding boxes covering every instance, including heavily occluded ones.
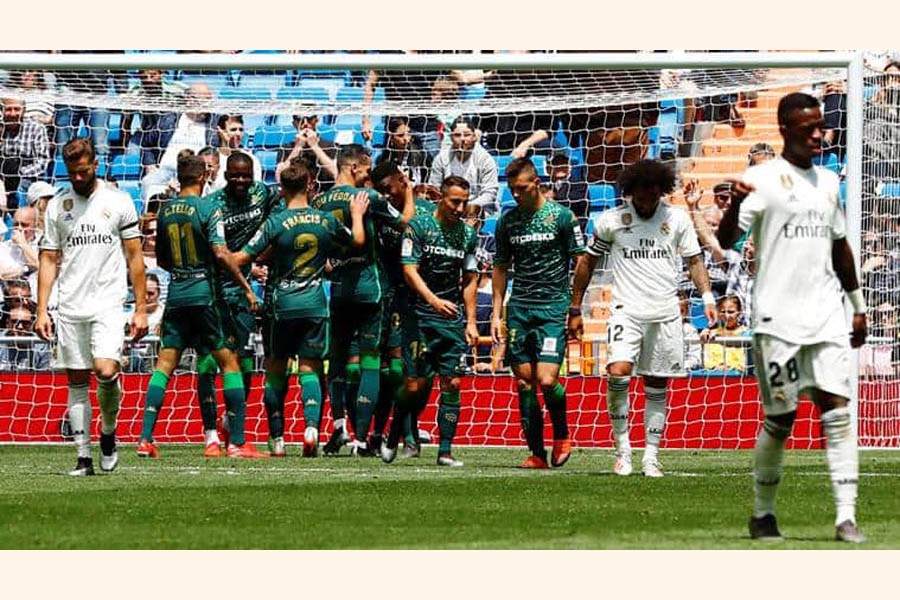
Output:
[10,71,55,134]
[682,179,733,298]
[212,115,262,189]
[377,116,431,185]
[0,303,49,371]
[25,181,55,233]
[546,150,590,232]
[576,101,659,186]
[861,230,900,308]
[0,206,39,290]
[428,116,499,214]
[822,80,848,162]
[125,273,164,373]
[137,82,218,202]
[0,98,50,210]
[198,146,221,195]
[276,114,337,193]
[700,295,751,372]
[679,289,702,371]
[140,213,169,304]
[861,300,899,377]
[123,69,190,169]
[3,278,33,314]
[361,53,443,159]
[747,142,776,166]
[52,53,122,159]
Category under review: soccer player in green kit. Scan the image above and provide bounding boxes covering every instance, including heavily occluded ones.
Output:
[313,144,414,455]
[491,158,586,469]
[136,154,267,459]
[382,175,479,467]
[368,161,435,457]
[196,152,281,456]
[235,162,368,457]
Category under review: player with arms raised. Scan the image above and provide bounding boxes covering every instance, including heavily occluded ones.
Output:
[136,154,266,459]
[235,162,367,457]
[35,138,149,476]
[717,92,867,543]
[491,158,585,469]
[569,159,716,478]
[313,144,414,455]
[382,175,478,466]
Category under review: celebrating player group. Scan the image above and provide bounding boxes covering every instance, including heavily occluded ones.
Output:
[37,91,867,542]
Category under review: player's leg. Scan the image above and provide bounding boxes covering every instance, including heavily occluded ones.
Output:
[211,344,267,459]
[372,349,403,457]
[345,357,361,439]
[435,375,463,467]
[384,318,425,462]
[636,317,687,477]
[57,318,94,475]
[426,317,466,467]
[91,313,128,473]
[748,334,801,540]
[807,341,864,543]
[606,312,643,476]
[351,302,384,454]
[506,306,546,468]
[324,301,353,455]
[195,354,221,447]
[262,356,289,456]
[532,306,571,468]
[296,317,329,458]
[138,347,183,458]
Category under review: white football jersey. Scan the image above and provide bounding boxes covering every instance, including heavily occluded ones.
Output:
[39,181,141,321]
[588,202,701,322]
[739,156,846,344]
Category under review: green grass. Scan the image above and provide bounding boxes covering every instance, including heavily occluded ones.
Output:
[1,445,898,549]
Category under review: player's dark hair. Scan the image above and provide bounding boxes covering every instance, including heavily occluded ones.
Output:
[370,161,401,193]
[280,161,313,194]
[777,92,820,127]
[617,159,676,197]
[226,150,253,171]
[387,116,409,133]
[718,294,743,312]
[217,113,244,129]
[198,146,218,157]
[450,115,475,132]
[505,157,538,181]
[337,144,371,169]
[146,272,161,288]
[177,154,207,187]
[62,137,95,164]
[441,175,470,195]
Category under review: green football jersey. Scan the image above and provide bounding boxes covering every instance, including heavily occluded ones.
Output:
[494,199,586,309]
[400,213,478,318]
[243,206,353,319]
[206,181,282,299]
[156,194,225,309]
[377,197,434,289]
[311,184,402,304]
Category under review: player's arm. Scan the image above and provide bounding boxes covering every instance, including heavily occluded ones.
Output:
[490,216,511,345]
[360,70,378,141]
[123,237,149,342]
[34,249,59,341]
[717,178,756,249]
[683,178,728,264]
[833,238,868,349]
[462,269,479,346]
[568,214,606,339]
[403,263,458,319]
[349,191,369,247]
[687,253,717,326]
[214,244,258,313]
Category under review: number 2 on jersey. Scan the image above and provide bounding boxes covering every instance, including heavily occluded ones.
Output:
[293,233,319,277]
[167,222,199,267]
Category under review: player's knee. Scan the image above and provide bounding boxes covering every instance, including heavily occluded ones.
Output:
[442,377,461,393]
[516,379,533,393]
[197,354,219,376]
[537,373,559,389]
[405,378,420,394]
[764,411,796,440]
[607,361,633,377]
[95,365,120,382]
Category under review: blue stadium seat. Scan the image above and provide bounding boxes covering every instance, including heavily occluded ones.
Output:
[257,150,280,185]
[881,180,900,197]
[109,153,142,180]
[117,180,142,202]
[242,114,269,143]
[333,114,363,130]
[298,77,346,100]
[813,151,841,175]
[233,74,290,98]
[689,298,710,332]
[481,215,498,236]
[588,183,617,212]
[499,184,515,208]
[335,87,365,104]
[461,86,486,101]
[219,86,271,101]
[277,86,329,102]
[531,155,547,178]
[496,154,547,179]
[254,125,296,148]
[52,156,69,179]
[585,216,595,237]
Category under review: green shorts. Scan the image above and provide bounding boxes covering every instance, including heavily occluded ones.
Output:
[330,299,383,359]
[380,287,403,352]
[220,295,257,358]
[160,304,226,356]
[505,304,567,366]
[402,312,466,378]
[265,315,330,361]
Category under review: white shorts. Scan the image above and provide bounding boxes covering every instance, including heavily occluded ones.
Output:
[607,312,686,378]
[752,333,852,416]
[55,313,126,370]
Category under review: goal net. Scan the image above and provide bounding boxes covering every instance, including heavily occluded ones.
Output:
[0,51,892,450]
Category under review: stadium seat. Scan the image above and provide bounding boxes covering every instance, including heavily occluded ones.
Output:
[588,183,617,212]
[880,180,900,198]
[496,154,547,179]
[109,153,142,180]
[461,85,487,101]
[333,114,363,130]
[585,216,595,237]
[276,86,329,102]
[253,125,296,148]
[499,184,515,208]
[257,150,280,185]
[813,151,841,175]
[117,180,142,202]
[481,215,498,236]
[219,86,271,101]
[298,77,347,100]
[242,114,269,143]
[335,87,365,104]
[52,156,69,179]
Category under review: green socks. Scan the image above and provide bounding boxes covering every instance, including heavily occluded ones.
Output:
[542,382,569,441]
[263,371,288,439]
[222,371,247,446]
[438,390,461,455]
[518,386,545,459]
[300,372,323,430]
[140,370,170,442]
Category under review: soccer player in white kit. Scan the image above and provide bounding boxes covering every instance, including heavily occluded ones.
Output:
[718,93,867,543]
[35,138,149,476]
[569,159,717,477]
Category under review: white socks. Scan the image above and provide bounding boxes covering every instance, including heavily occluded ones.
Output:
[204,429,220,445]
[822,407,858,525]
[607,377,631,453]
[753,418,791,518]
[97,373,121,436]
[643,385,667,463]
[67,383,91,458]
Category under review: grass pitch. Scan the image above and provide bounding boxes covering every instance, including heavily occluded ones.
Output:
[1,445,898,549]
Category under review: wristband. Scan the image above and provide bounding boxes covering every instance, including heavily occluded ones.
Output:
[568,306,582,317]
[701,292,716,306]
[848,288,867,314]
